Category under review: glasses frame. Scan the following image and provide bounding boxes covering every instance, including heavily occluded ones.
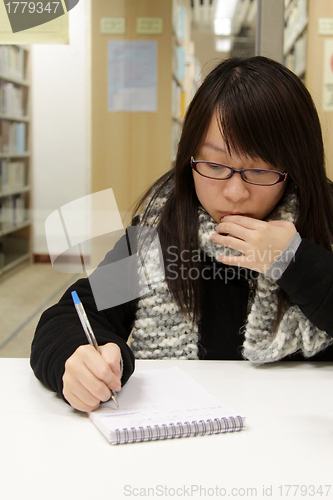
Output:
[190,157,288,186]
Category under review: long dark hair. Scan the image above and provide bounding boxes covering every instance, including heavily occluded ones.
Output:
[134,56,333,325]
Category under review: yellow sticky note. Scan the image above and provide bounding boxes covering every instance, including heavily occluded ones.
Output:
[318,18,333,36]
[136,17,163,35]
[100,18,126,35]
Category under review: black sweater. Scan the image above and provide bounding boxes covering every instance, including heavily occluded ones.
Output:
[30,236,333,398]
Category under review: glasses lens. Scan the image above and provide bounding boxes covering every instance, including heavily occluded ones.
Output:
[195,162,231,179]
[193,161,282,185]
[243,169,281,185]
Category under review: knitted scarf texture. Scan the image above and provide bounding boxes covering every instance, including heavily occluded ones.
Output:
[131,181,332,363]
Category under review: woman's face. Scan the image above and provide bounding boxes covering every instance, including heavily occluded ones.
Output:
[192,114,287,223]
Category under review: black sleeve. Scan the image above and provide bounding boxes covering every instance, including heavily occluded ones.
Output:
[277,238,333,336]
[30,231,138,398]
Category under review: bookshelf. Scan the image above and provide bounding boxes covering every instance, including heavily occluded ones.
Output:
[0,46,31,276]
[284,0,333,179]
[172,0,198,161]
[172,1,185,162]
[305,0,333,180]
[284,0,308,79]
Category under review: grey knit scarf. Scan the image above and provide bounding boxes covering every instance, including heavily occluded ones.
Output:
[131,182,332,363]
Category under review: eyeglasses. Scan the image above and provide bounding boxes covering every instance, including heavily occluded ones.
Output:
[191,157,288,186]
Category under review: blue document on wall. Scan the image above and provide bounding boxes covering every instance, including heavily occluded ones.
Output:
[108,40,157,112]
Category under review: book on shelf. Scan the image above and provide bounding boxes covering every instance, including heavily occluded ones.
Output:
[172,79,182,119]
[0,46,26,81]
[173,2,186,43]
[0,121,26,154]
[293,32,307,76]
[172,119,182,160]
[0,193,27,228]
[89,367,245,445]
[16,122,26,153]
[173,45,186,81]
[284,0,308,54]
[0,80,28,117]
[0,159,26,192]
[13,194,26,224]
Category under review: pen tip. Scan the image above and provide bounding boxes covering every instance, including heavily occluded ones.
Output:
[112,392,119,409]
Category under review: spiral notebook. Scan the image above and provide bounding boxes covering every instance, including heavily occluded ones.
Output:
[89,367,245,445]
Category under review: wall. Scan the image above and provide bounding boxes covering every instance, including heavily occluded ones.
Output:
[90,0,174,224]
[31,0,91,256]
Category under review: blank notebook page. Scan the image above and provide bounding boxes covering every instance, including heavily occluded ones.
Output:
[89,367,245,444]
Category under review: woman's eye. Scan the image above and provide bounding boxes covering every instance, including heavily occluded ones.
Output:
[251,169,267,175]
[208,163,224,170]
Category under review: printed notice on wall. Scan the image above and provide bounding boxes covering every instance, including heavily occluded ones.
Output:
[323,39,333,111]
[108,41,157,112]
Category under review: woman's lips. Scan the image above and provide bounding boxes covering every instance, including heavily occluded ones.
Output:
[219,212,248,217]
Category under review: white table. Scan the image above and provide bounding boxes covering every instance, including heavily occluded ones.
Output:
[1,359,332,500]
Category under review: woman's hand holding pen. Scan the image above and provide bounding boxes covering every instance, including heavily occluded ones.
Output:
[211,215,297,274]
[62,343,122,413]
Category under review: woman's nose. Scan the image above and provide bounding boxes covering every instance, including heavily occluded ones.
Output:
[221,171,250,203]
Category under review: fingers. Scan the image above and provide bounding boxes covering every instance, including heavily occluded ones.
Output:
[217,215,264,230]
[212,218,252,253]
[217,216,295,233]
[215,217,266,242]
[212,232,247,254]
[214,219,259,252]
[99,343,122,380]
[62,343,122,412]
[66,396,100,414]
[63,378,102,413]
[213,216,297,273]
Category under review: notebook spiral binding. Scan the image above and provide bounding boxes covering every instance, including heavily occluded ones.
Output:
[115,416,244,445]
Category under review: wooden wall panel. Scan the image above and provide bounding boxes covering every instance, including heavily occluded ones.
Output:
[91,0,173,223]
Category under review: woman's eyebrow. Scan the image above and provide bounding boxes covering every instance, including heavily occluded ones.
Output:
[201,142,227,154]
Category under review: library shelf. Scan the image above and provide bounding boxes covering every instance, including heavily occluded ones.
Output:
[0,45,31,277]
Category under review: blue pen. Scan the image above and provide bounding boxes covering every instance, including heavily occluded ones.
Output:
[71,291,119,409]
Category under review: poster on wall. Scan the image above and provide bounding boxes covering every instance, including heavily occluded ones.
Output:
[108,40,157,112]
[323,38,333,111]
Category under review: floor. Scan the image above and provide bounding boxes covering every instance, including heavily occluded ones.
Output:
[0,263,80,357]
